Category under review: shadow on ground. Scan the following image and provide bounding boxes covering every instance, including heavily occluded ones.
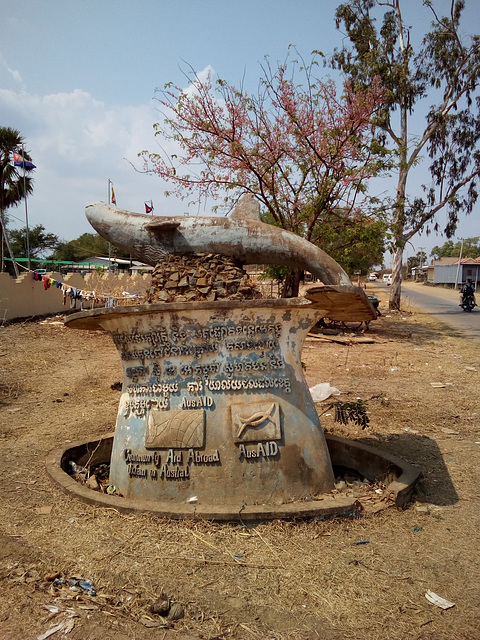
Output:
[357,432,458,507]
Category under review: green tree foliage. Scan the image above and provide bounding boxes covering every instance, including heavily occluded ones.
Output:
[312,211,386,275]
[407,250,427,274]
[333,0,480,309]
[260,205,387,294]
[9,225,59,259]
[51,233,126,262]
[431,237,480,259]
[0,127,35,275]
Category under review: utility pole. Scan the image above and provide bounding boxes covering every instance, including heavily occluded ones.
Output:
[454,239,464,289]
[20,143,31,270]
[418,247,425,269]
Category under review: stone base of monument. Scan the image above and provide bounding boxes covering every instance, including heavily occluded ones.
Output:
[46,433,421,521]
[53,297,420,521]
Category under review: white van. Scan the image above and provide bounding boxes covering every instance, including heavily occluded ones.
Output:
[382,273,390,282]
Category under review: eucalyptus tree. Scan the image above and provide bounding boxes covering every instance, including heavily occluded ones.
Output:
[332,0,480,308]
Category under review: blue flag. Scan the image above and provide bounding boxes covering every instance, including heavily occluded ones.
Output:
[13,151,36,170]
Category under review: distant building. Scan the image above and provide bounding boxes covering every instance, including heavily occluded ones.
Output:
[70,256,151,273]
[431,257,480,287]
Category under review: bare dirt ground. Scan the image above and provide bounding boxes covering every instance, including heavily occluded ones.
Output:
[1,285,479,640]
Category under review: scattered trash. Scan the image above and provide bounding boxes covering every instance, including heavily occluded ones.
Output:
[390,367,399,372]
[37,616,76,640]
[42,605,61,614]
[150,594,170,615]
[140,615,168,628]
[403,427,419,435]
[148,595,184,622]
[440,427,459,435]
[309,383,341,403]
[425,590,455,610]
[85,475,100,491]
[414,503,443,514]
[413,526,422,532]
[68,461,87,481]
[167,602,185,620]
[51,577,97,596]
[69,461,84,474]
[35,505,53,515]
[465,366,477,372]
[354,539,370,545]
[106,485,116,495]
[186,496,198,504]
[430,382,446,388]
[110,381,122,391]
[44,571,61,582]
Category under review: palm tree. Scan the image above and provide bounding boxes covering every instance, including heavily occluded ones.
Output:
[0,127,35,275]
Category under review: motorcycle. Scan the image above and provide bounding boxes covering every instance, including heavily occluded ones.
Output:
[460,293,476,312]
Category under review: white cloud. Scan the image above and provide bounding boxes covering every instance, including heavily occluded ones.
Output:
[0,53,23,88]
[181,64,216,98]
[0,62,231,245]
[0,84,186,240]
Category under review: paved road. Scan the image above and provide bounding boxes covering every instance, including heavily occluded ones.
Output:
[375,281,480,341]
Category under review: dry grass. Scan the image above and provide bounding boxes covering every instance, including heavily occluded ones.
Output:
[0,288,479,639]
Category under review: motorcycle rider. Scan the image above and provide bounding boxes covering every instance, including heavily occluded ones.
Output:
[460,278,477,307]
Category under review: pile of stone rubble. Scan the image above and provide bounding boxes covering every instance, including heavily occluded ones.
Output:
[146,253,262,303]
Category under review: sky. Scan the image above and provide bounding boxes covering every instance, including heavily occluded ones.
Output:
[1,0,480,266]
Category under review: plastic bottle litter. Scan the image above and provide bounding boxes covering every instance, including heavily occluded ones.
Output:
[51,577,97,596]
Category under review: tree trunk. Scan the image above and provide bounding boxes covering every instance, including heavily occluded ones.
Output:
[388,8,410,311]
[0,208,19,277]
[0,221,4,272]
[389,88,408,310]
[389,245,404,310]
[281,268,302,298]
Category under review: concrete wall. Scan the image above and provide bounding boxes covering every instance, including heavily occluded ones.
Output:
[0,271,152,322]
[0,269,281,323]
[433,265,458,285]
[433,264,480,286]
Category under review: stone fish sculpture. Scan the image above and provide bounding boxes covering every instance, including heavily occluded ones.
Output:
[85,194,351,286]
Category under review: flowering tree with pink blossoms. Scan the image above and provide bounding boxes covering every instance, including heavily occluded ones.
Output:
[141,56,389,292]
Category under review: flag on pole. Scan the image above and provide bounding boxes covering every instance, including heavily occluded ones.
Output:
[111,185,116,205]
[13,151,36,170]
[145,201,154,214]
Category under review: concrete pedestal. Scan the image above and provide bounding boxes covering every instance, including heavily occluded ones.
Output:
[65,298,334,507]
